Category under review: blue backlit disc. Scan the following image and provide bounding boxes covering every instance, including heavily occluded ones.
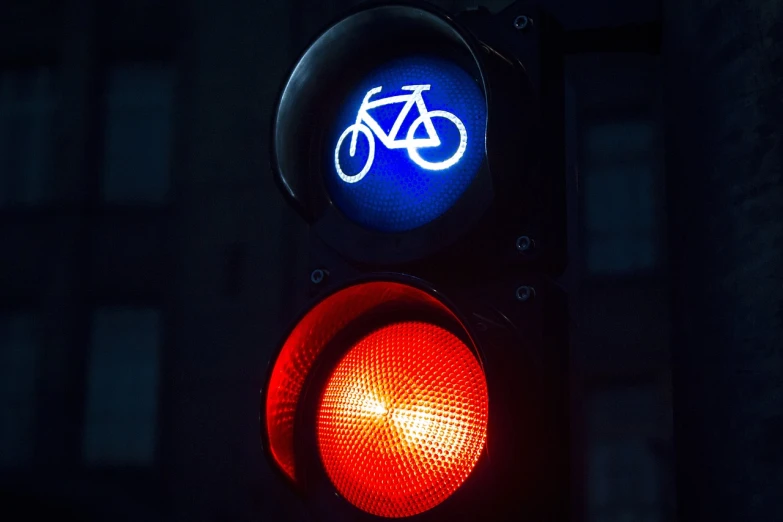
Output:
[327,56,487,233]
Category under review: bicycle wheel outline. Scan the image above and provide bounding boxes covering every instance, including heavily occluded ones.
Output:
[405,110,468,171]
[334,123,375,183]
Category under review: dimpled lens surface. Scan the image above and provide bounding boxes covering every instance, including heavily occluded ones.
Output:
[328,55,486,233]
[265,282,450,482]
[317,321,488,518]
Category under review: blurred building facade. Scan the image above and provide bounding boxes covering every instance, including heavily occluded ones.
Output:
[0,1,673,521]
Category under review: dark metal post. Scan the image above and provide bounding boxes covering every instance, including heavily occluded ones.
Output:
[663,0,783,519]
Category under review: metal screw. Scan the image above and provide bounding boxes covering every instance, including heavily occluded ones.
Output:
[515,285,535,302]
[516,235,534,253]
[513,15,531,30]
[310,269,326,284]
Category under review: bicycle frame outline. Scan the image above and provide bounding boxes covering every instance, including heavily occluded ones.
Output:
[334,84,468,183]
[347,85,441,156]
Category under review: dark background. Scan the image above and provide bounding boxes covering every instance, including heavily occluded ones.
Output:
[1,0,780,521]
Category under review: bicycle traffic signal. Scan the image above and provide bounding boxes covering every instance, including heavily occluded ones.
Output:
[262,2,569,521]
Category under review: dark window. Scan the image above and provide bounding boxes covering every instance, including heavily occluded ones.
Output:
[587,386,665,522]
[102,64,174,204]
[0,313,39,467]
[0,68,55,207]
[82,307,161,466]
[584,121,660,275]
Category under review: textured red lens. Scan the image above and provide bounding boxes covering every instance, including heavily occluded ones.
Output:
[317,321,488,518]
[265,282,455,482]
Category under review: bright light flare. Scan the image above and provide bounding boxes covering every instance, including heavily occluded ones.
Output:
[316,321,488,518]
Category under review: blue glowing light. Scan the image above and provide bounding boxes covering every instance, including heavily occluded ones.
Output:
[327,56,486,233]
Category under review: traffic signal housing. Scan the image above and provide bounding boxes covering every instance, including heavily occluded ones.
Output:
[262,2,569,521]
[271,0,565,271]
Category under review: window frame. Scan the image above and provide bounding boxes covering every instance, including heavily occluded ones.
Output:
[99,60,176,206]
[0,304,43,470]
[0,65,59,209]
[577,104,666,283]
[81,296,165,464]
[76,297,168,501]
[584,375,672,522]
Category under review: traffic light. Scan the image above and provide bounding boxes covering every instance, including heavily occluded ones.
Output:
[262,1,569,521]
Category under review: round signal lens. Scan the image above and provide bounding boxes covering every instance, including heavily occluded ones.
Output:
[327,55,487,233]
[317,321,488,518]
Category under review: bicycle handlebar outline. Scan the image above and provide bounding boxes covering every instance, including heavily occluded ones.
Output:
[348,84,442,156]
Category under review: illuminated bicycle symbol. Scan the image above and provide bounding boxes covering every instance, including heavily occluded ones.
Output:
[334,84,468,183]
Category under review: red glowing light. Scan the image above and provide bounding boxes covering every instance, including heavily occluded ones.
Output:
[317,321,488,518]
[264,282,456,482]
